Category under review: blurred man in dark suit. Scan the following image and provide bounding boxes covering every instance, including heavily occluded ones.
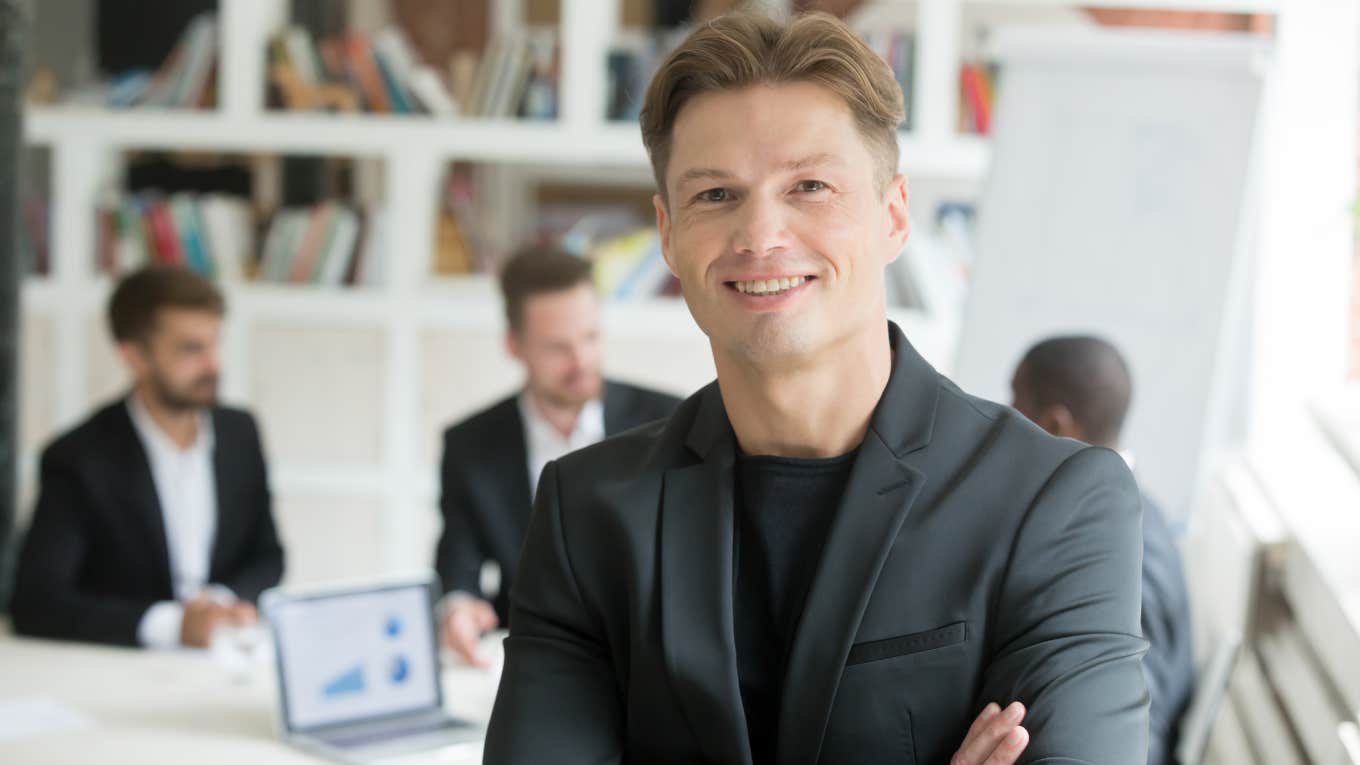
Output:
[12,265,284,648]
[435,246,680,666]
[1012,335,1195,765]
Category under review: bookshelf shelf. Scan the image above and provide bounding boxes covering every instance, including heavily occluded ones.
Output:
[25,107,992,179]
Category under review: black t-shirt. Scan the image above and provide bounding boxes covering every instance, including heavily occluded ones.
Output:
[734,449,857,764]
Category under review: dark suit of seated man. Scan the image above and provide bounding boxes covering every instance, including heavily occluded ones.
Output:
[11,266,284,648]
[435,246,680,666]
[1011,336,1195,765]
[484,12,1148,765]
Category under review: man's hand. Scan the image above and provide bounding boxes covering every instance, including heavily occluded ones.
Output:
[951,702,1030,765]
[442,597,499,667]
[180,595,255,647]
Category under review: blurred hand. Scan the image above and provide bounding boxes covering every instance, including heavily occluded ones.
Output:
[181,595,248,647]
[229,600,259,625]
[442,597,499,668]
[950,702,1030,765]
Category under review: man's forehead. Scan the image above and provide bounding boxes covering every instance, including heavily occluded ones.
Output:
[666,84,867,186]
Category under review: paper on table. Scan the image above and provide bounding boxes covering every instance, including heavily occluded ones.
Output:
[0,697,94,740]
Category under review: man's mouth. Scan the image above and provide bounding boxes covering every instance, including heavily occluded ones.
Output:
[727,275,814,297]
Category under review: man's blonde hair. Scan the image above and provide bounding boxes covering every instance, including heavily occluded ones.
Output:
[640,12,905,202]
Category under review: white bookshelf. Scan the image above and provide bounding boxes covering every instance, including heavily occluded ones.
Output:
[17,0,1286,586]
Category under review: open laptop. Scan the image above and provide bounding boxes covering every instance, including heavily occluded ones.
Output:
[263,575,483,764]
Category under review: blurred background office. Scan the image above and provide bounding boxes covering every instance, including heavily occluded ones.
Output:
[1,1,1358,764]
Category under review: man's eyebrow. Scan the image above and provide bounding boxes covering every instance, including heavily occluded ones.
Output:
[673,154,842,190]
[674,167,734,188]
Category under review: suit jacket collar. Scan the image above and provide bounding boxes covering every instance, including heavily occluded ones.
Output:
[663,322,942,765]
[683,323,939,460]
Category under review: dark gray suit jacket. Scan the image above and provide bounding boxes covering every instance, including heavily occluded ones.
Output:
[435,380,680,624]
[485,323,1149,764]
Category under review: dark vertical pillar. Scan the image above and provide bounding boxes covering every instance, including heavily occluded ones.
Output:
[0,0,26,611]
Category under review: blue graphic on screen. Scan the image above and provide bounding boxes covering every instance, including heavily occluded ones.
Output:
[278,585,438,731]
[323,664,365,698]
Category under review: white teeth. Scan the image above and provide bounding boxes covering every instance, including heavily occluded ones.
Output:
[734,276,809,295]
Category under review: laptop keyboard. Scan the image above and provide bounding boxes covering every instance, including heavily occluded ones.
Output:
[316,717,473,750]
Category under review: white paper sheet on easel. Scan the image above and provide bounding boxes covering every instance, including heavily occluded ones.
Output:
[0,697,94,740]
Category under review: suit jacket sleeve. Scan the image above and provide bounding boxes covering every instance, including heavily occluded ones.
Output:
[10,445,155,646]
[434,432,486,598]
[483,460,624,764]
[977,446,1150,764]
[218,414,285,602]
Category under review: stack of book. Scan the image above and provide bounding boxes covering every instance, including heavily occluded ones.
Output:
[268,24,558,120]
[588,227,678,301]
[860,29,916,130]
[95,193,384,288]
[255,202,385,287]
[107,13,218,109]
[97,192,252,280]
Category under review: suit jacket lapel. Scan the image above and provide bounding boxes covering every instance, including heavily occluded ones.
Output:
[500,401,535,533]
[775,323,943,765]
[208,409,235,581]
[774,433,925,765]
[660,385,754,765]
[113,401,174,596]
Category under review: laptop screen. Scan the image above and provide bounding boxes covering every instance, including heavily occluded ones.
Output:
[270,582,442,733]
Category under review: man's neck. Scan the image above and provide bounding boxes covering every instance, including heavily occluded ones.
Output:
[715,322,892,459]
[132,386,201,450]
[525,388,587,440]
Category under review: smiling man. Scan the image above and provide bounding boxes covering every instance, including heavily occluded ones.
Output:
[485,12,1148,765]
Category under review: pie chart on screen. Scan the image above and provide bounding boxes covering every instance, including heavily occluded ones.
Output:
[390,655,410,684]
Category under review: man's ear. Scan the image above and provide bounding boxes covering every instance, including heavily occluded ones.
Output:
[883,173,910,265]
[1042,404,1088,443]
[504,330,524,363]
[654,193,678,277]
[117,340,149,381]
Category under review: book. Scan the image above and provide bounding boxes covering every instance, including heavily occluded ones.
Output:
[960,63,992,134]
[171,195,214,276]
[317,205,363,285]
[198,194,254,282]
[343,35,393,113]
[145,199,186,265]
[290,203,336,283]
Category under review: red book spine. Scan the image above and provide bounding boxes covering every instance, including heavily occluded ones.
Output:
[147,201,186,265]
[961,64,991,135]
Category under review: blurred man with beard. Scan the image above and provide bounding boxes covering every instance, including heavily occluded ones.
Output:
[11,266,283,648]
[435,246,680,666]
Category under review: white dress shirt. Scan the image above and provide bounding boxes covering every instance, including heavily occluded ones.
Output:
[127,396,221,649]
[518,393,605,499]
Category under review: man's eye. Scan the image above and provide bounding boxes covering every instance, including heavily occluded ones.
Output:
[795,180,827,193]
[697,188,730,203]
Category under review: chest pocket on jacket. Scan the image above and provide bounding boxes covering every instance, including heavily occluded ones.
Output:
[819,622,970,765]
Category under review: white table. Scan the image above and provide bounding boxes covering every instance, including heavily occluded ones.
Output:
[0,626,504,764]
